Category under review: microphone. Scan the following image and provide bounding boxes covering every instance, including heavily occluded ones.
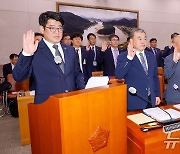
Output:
[173,84,180,92]
[128,87,178,124]
[128,87,152,107]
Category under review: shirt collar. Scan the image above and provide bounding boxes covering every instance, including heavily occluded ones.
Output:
[135,49,145,56]
[43,38,60,49]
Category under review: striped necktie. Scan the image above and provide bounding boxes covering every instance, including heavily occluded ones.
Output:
[139,52,148,75]
[53,45,65,73]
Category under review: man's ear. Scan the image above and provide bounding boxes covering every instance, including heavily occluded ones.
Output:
[39,26,44,34]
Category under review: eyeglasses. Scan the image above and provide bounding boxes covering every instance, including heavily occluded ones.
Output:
[45,26,63,32]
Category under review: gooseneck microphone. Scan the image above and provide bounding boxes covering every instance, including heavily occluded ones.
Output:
[173,84,180,92]
[128,87,152,107]
[128,87,177,124]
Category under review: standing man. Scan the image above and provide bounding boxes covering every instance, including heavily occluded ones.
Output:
[100,34,123,76]
[162,33,179,62]
[148,38,162,67]
[115,28,160,111]
[86,33,102,71]
[61,33,72,46]
[13,11,85,104]
[71,32,91,84]
[3,53,18,81]
[164,35,180,104]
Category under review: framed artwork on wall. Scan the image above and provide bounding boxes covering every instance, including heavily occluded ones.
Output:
[56,2,139,47]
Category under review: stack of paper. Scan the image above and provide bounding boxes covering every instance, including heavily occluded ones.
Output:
[143,107,180,122]
[127,113,155,125]
[174,104,180,110]
[85,76,109,89]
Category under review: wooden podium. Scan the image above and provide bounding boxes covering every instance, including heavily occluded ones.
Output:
[28,84,127,154]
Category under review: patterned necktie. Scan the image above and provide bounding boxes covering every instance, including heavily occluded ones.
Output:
[53,45,65,73]
[139,52,148,75]
[113,49,119,67]
[153,48,156,55]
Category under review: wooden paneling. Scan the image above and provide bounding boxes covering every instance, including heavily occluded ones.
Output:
[127,105,180,154]
[17,94,34,145]
[28,84,127,154]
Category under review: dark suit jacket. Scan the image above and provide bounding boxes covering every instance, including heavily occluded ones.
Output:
[13,40,85,104]
[3,63,12,81]
[164,53,180,104]
[79,48,92,84]
[115,50,160,111]
[147,47,163,67]
[98,48,122,76]
[87,46,103,71]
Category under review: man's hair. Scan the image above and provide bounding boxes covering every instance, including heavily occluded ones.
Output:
[129,28,146,39]
[109,34,119,41]
[150,38,157,42]
[171,32,179,39]
[87,33,96,40]
[62,33,71,40]
[71,32,83,41]
[35,32,44,37]
[39,11,64,28]
[9,54,18,60]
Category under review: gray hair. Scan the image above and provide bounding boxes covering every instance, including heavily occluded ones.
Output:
[129,28,146,39]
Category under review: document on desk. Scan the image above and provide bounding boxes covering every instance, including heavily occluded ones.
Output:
[127,113,155,125]
[143,107,180,122]
[85,76,109,89]
[174,104,180,110]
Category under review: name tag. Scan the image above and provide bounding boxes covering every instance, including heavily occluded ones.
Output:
[93,60,97,66]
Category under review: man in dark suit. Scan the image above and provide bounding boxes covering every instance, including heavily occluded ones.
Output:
[99,34,123,76]
[13,11,85,104]
[71,32,92,84]
[86,33,103,71]
[147,38,162,67]
[162,33,179,65]
[164,35,180,104]
[115,28,160,111]
[3,53,18,81]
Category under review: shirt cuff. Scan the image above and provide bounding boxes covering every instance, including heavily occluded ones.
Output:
[127,55,133,60]
[22,50,33,56]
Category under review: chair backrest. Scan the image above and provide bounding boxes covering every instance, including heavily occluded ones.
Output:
[7,74,29,92]
[0,64,3,77]
[158,75,164,101]
[158,67,164,76]
[92,71,103,76]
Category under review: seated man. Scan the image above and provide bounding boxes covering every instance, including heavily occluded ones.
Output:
[3,53,18,81]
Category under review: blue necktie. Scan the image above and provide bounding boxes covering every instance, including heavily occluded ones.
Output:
[53,45,65,73]
[139,53,148,75]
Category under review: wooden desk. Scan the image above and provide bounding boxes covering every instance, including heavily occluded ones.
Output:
[17,93,34,145]
[127,106,180,154]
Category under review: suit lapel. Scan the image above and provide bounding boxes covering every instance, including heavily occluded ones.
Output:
[145,51,152,75]
[39,40,64,75]
[61,44,69,75]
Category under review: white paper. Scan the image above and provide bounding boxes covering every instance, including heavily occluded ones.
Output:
[143,107,180,122]
[29,90,35,96]
[174,104,180,110]
[85,76,109,89]
[127,113,155,125]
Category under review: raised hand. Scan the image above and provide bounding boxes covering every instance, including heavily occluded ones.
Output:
[86,43,90,51]
[173,47,180,62]
[101,41,108,52]
[127,39,136,58]
[23,30,39,55]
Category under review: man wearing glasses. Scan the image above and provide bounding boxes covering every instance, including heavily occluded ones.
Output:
[12,11,85,104]
[99,34,123,76]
